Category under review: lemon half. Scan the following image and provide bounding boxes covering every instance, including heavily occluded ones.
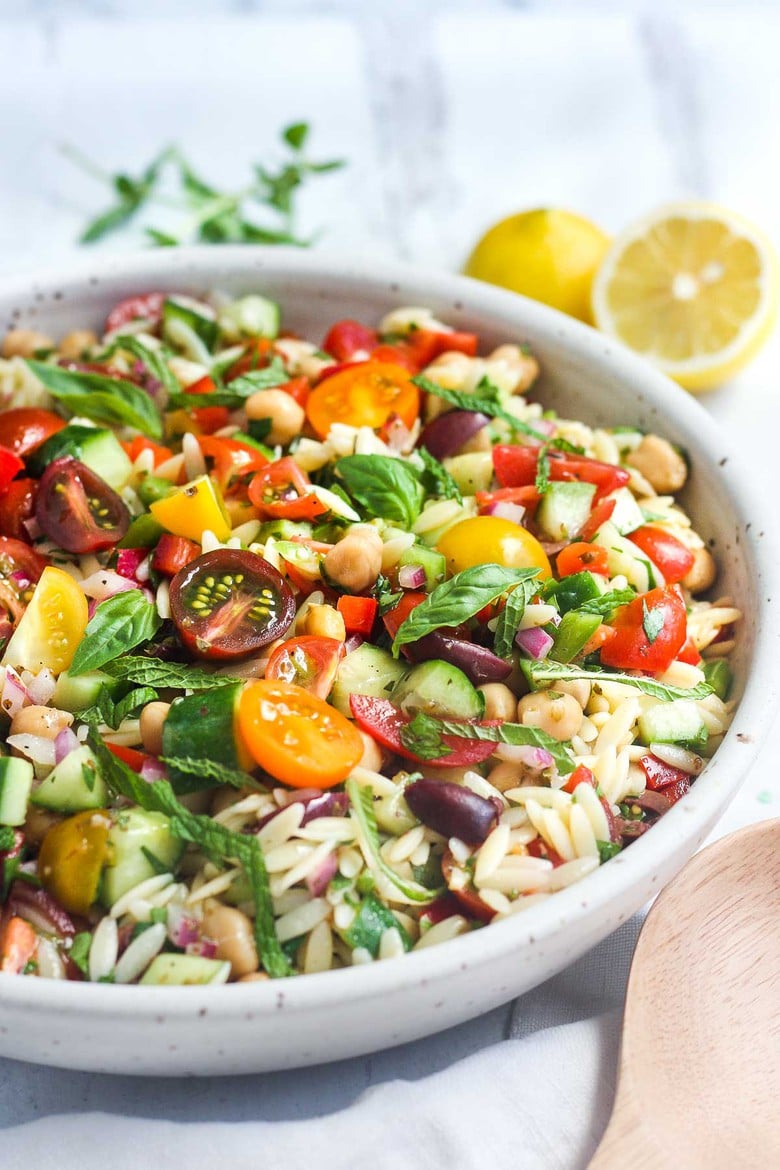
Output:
[592,202,778,391]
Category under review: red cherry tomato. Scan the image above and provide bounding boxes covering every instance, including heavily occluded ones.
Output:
[0,409,66,458]
[169,548,295,661]
[151,534,201,578]
[105,292,166,335]
[0,478,37,542]
[265,635,345,700]
[0,447,24,491]
[556,542,610,578]
[247,457,327,521]
[35,458,130,554]
[440,851,495,922]
[198,436,269,494]
[629,526,695,585]
[493,446,630,501]
[349,695,497,768]
[121,436,174,468]
[676,636,702,666]
[190,406,230,434]
[579,497,617,542]
[639,755,691,806]
[0,536,49,625]
[337,595,378,637]
[600,585,687,673]
[475,485,541,515]
[322,320,378,361]
[224,338,274,382]
[404,328,479,366]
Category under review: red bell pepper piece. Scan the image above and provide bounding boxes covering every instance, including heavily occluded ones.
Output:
[337,595,379,638]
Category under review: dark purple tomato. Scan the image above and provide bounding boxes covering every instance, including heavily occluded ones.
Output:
[35,457,130,554]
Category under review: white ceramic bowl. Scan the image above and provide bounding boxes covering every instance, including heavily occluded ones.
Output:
[0,247,777,1076]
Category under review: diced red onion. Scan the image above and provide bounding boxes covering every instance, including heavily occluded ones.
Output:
[398,564,427,590]
[495,744,554,770]
[7,880,75,937]
[409,632,512,684]
[344,634,364,654]
[26,668,56,706]
[306,851,339,896]
[186,939,218,960]
[23,517,41,540]
[531,418,556,437]
[300,791,349,825]
[117,548,148,582]
[418,411,490,460]
[1,668,29,718]
[167,904,201,948]
[486,501,526,525]
[80,570,138,601]
[384,416,415,453]
[87,599,100,620]
[140,757,167,782]
[515,626,554,659]
[6,733,56,766]
[54,726,80,764]
[9,569,31,590]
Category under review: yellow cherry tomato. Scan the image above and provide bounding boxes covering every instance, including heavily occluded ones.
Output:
[150,475,231,543]
[37,810,112,916]
[1,566,88,674]
[437,516,551,579]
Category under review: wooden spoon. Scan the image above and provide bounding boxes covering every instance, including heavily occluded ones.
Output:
[589,818,780,1169]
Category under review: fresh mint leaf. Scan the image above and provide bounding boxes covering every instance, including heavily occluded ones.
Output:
[83,685,157,731]
[399,712,453,761]
[346,778,440,903]
[413,374,548,443]
[341,892,411,957]
[162,298,220,352]
[69,592,162,676]
[522,659,713,701]
[69,931,92,976]
[407,712,575,776]
[416,446,462,504]
[579,589,635,617]
[0,825,17,853]
[336,455,424,529]
[642,598,665,645]
[534,445,551,495]
[101,656,241,690]
[493,578,539,660]
[392,564,540,654]
[167,357,289,411]
[283,122,310,150]
[103,334,180,397]
[160,756,262,792]
[25,360,163,440]
[597,840,623,863]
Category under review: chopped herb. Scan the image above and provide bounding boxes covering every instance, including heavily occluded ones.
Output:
[416,446,462,504]
[346,777,442,904]
[160,756,262,792]
[579,588,636,617]
[493,578,539,660]
[597,840,623,863]
[642,598,665,645]
[0,826,17,853]
[404,712,575,775]
[101,657,242,691]
[25,360,164,440]
[335,455,424,529]
[399,712,453,761]
[534,444,551,494]
[523,659,713,701]
[69,931,92,975]
[413,374,548,443]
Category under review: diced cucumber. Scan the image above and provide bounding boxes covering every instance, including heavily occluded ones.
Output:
[391,660,485,720]
[31,745,107,813]
[593,520,662,593]
[398,544,446,591]
[703,659,732,701]
[100,807,183,908]
[258,519,313,542]
[607,487,645,536]
[140,953,230,986]
[536,482,596,541]
[442,452,494,495]
[638,700,708,749]
[549,611,602,663]
[217,294,281,342]
[330,644,406,717]
[0,757,34,826]
[162,297,219,358]
[162,683,251,786]
[52,669,115,713]
[30,424,133,491]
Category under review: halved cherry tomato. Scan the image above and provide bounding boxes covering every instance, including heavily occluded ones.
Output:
[121,435,174,468]
[0,917,38,975]
[190,406,231,434]
[37,810,112,916]
[105,291,166,335]
[184,375,217,396]
[0,478,38,542]
[493,445,630,501]
[561,763,596,795]
[322,320,378,361]
[349,695,497,768]
[265,636,345,700]
[198,436,268,493]
[337,595,378,637]
[676,636,702,666]
[382,591,427,642]
[224,337,274,382]
[600,585,687,673]
[106,742,155,772]
[306,361,420,439]
[169,548,295,660]
[0,408,66,458]
[629,526,695,585]
[437,516,551,579]
[475,485,541,514]
[151,534,201,577]
[579,496,617,542]
[248,457,327,521]
[1,565,88,673]
[239,679,364,788]
[35,457,130,554]
[0,535,48,627]
[0,447,24,491]
[556,542,610,578]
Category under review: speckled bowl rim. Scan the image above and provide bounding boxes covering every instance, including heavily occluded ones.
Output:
[0,245,777,1023]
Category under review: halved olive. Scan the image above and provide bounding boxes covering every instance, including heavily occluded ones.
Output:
[169,548,295,660]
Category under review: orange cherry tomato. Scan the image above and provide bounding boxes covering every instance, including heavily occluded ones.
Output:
[238,679,364,789]
[556,542,610,577]
[305,361,420,439]
[121,435,174,468]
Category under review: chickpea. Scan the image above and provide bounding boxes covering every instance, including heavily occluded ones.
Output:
[487,345,540,394]
[358,730,383,772]
[58,329,98,361]
[139,701,170,757]
[9,705,73,740]
[682,546,717,594]
[549,678,591,708]
[23,805,63,846]
[478,683,517,723]
[245,389,305,447]
[323,526,383,593]
[458,428,492,455]
[201,903,259,979]
[300,604,346,641]
[626,434,687,494]
[517,691,583,742]
[486,761,524,793]
[238,972,270,983]
[1,328,54,359]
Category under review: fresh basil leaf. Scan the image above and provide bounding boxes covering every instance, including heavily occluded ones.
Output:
[68,931,92,975]
[104,335,180,397]
[373,574,403,616]
[413,374,548,443]
[346,778,440,904]
[493,578,539,660]
[69,592,162,676]
[25,360,163,440]
[283,122,310,150]
[416,446,462,504]
[160,756,262,792]
[642,598,665,645]
[579,589,635,617]
[336,455,424,529]
[407,712,575,775]
[227,359,290,396]
[523,659,713,701]
[89,733,290,978]
[101,656,241,690]
[392,564,540,654]
[399,712,453,761]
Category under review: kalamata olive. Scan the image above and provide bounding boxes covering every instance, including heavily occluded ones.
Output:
[409,631,512,685]
[440,850,496,922]
[418,411,491,460]
[405,778,498,845]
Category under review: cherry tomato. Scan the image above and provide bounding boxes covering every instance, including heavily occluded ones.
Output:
[121,435,174,468]
[640,754,691,792]
[198,435,268,494]
[306,361,420,439]
[349,695,497,768]
[561,763,596,795]
[0,408,66,458]
[493,446,630,501]
[0,478,38,542]
[1,565,88,673]
[676,636,702,666]
[629,526,695,585]
[239,679,364,788]
[404,328,479,366]
[35,457,130,554]
[183,375,217,396]
[37,810,111,916]
[337,595,378,637]
[0,447,24,491]
[0,917,38,975]
[0,535,49,625]
[556,542,610,578]
[322,319,378,361]
[265,635,345,700]
[475,485,541,515]
[151,534,201,578]
[440,851,495,922]
[169,548,295,660]
[190,406,231,434]
[105,292,166,335]
[248,457,327,521]
[224,337,274,382]
[437,516,552,579]
[600,585,687,673]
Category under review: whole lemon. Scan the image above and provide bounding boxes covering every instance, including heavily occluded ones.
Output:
[464,208,610,323]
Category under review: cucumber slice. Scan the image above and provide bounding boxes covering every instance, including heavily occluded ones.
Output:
[391,660,484,720]
[703,659,732,701]
[30,424,133,491]
[217,294,280,342]
[162,297,219,357]
[443,452,494,495]
[398,544,446,591]
[593,520,662,593]
[607,487,645,536]
[100,807,183,908]
[536,482,596,541]
[140,953,230,986]
[162,683,251,786]
[31,745,107,813]
[52,669,115,713]
[257,519,313,542]
[0,757,34,826]
[330,644,406,717]
[638,700,708,749]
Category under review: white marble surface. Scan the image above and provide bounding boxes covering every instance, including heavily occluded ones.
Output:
[0,0,779,1156]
